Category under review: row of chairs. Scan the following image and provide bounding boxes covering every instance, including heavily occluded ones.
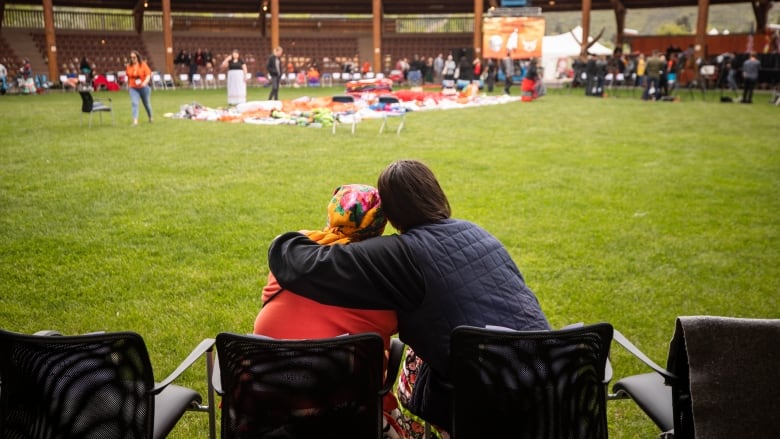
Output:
[0,329,403,439]
[331,94,406,136]
[279,71,386,88]
[70,70,385,92]
[2,316,777,438]
[171,72,271,89]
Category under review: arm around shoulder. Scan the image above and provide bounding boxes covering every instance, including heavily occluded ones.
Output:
[268,232,423,310]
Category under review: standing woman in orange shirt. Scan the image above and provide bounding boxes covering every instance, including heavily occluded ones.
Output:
[125,50,153,126]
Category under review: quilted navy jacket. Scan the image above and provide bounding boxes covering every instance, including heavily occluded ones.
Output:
[268,218,550,429]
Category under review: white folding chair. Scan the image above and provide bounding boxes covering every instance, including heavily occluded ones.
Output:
[163,73,175,90]
[117,71,127,89]
[59,74,69,92]
[378,95,405,135]
[322,73,333,87]
[331,95,358,135]
[286,72,297,87]
[205,73,216,89]
[151,72,164,90]
[192,73,204,89]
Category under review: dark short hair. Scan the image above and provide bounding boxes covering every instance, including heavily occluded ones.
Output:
[377,159,451,233]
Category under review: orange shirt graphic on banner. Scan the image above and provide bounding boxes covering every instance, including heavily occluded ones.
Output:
[482,16,545,59]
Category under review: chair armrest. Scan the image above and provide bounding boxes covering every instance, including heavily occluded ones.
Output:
[211,352,223,396]
[613,329,676,382]
[381,337,405,395]
[604,357,613,384]
[34,330,63,336]
[34,330,106,336]
[152,338,216,394]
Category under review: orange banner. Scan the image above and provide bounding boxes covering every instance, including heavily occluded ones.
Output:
[482,16,545,59]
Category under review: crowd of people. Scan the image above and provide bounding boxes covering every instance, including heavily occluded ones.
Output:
[0,57,46,94]
[174,47,215,84]
[1,54,116,95]
[566,45,771,103]
[389,52,544,99]
[3,42,771,112]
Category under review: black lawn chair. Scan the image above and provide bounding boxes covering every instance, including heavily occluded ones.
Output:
[214,332,404,439]
[80,90,114,127]
[449,323,614,439]
[0,328,217,439]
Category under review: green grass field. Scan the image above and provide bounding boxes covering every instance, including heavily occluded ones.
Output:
[1,83,778,437]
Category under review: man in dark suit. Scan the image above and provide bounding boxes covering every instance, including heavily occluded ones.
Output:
[266,46,283,100]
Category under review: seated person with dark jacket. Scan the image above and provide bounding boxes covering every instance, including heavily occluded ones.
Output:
[268,159,550,437]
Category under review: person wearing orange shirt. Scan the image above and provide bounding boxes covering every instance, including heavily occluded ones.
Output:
[254,184,404,438]
[125,50,153,125]
[254,184,395,346]
[306,65,321,86]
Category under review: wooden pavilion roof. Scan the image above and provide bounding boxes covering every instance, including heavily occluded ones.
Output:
[7,0,765,82]
[4,0,754,16]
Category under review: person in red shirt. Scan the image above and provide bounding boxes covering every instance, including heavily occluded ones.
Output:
[125,50,152,125]
[254,184,395,344]
[254,184,404,436]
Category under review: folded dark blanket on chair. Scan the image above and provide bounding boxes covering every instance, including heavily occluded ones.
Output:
[676,316,780,438]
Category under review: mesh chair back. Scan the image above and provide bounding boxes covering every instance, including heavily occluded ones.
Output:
[0,329,155,438]
[215,332,385,439]
[80,91,94,112]
[332,95,355,103]
[450,323,614,439]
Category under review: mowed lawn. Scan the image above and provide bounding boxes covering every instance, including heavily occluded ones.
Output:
[1,83,778,438]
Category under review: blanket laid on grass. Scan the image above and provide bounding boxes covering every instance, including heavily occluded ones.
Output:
[165,87,522,128]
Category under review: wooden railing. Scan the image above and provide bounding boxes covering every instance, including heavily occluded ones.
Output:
[2,7,474,35]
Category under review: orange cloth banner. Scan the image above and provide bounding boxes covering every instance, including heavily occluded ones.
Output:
[482,16,545,59]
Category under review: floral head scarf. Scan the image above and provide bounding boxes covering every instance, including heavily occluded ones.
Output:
[304,184,386,245]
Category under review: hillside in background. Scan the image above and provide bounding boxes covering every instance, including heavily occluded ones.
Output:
[544,3,780,47]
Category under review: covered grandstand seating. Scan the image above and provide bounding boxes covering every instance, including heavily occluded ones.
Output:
[30,31,151,77]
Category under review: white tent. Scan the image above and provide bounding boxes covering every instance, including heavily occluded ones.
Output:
[541,26,613,80]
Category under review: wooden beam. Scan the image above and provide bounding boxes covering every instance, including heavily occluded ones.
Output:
[610,0,626,50]
[132,0,145,33]
[0,0,6,32]
[373,0,382,73]
[42,0,57,84]
[752,0,770,34]
[162,0,173,75]
[258,8,266,38]
[581,0,591,57]
[694,0,709,59]
[271,0,279,50]
[474,0,483,59]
